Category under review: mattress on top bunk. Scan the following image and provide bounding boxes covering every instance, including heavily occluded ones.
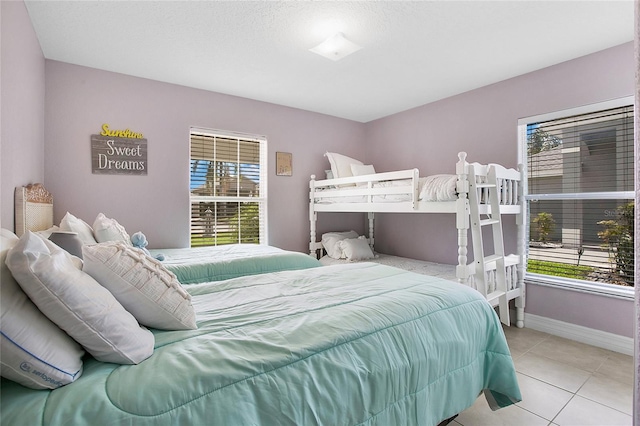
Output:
[315,174,458,203]
[0,263,521,426]
[149,244,321,284]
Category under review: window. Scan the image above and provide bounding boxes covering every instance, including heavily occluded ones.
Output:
[518,98,634,296]
[189,128,267,247]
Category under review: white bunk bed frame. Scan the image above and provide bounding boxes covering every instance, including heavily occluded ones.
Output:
[309,152,526,328]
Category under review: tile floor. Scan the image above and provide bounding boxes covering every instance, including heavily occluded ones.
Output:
[453,326,634,426]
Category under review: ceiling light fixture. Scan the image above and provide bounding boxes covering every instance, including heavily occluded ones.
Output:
[309,32,362,61]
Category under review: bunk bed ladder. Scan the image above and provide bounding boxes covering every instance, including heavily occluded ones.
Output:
[468,165,510,326]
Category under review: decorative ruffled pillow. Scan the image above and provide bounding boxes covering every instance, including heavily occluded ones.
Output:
[83,242,196,330]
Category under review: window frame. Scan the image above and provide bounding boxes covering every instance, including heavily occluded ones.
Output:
[517,96,634,300]
[189,127,268,247]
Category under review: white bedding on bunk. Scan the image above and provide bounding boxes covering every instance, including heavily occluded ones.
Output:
[315,174,457,203]
[419,174,458,201]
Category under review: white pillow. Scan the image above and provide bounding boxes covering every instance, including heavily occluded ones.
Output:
[83,242,197,330]
[321,231,359,259]
[325,152,363,185]
[350,164,376,177]
[338,236,376,261]
[6,232,154,365]
[93,213,131,245]
[0,229,84,389]
[350,164,376,187]
[417,174,458,202]
[59,212,97,245]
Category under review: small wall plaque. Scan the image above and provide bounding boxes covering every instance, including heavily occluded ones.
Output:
[276,152,292,176]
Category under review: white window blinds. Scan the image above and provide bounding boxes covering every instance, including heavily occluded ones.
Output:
[522,101,634,288]
[189,130,267,247]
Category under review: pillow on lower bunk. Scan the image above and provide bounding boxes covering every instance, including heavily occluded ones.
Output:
[0,229,85,390]
[338,236,376,261]
[322,230,359,259]
[83,242,197,331]
[6,232,154,365]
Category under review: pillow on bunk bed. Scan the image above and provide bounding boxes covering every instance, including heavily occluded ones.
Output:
[350,164,376,187]
[6,232,155,365]
[60,212,98,245]
[338,236,375,261]
[0,229,85,390]
[350,164,376,176]
[82,242,197,331]
[417,174,458,201]
[325,152,363,187]
[93,213,132,245]
[321,230,358,259]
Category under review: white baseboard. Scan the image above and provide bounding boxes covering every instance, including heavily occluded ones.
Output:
[523,313,634,356]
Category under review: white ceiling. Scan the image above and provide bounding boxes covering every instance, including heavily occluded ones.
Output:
[24,1,634,123]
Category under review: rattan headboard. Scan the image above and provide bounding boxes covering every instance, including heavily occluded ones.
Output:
[15,183,54,237]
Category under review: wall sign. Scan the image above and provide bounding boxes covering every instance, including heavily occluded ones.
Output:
[91,124,147,175]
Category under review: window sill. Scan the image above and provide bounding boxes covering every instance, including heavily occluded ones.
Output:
[525,273,634,301]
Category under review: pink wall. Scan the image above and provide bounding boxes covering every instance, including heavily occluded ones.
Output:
[365,42,635,337]
[43,61,366,250]
[526,284,633,337]
[0,1,45,230]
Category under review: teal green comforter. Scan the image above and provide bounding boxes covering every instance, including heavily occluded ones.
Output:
[149,244,321,284]
[0,263,520,426]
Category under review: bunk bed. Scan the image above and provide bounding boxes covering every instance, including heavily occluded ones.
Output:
[309,152,526,328]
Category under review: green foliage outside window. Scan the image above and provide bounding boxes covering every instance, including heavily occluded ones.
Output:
[527,259,593,280]
[532,212,555,243]
[231,202,260,244]
[527,128,561,155]
[597,202,635,286]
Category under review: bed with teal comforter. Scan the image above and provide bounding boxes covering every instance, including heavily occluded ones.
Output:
[150,244,322,284]
[0,263,521,426]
